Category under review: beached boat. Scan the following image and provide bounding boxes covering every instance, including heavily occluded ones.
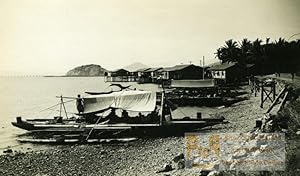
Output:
[12,90,226,142]
[164,79,245,107]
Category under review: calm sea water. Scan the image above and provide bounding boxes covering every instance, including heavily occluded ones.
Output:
[0,76,219,152]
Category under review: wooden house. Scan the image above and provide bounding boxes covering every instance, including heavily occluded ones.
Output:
[110,68,129,77]
[106,68,133,82]
[145,67,163,77]
[143,67,163,83]
[130,68,149,82]
[208,62,243,83]
[134,68,150,77]
[161,64,204,80]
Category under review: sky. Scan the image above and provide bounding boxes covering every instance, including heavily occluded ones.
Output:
[0,0,299,75]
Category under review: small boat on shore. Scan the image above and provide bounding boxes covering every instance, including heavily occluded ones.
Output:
[12,90,227,143]
[164,79,245,107]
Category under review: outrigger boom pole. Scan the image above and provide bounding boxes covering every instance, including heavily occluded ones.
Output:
[59,96,62,117]
[59,95,69,119]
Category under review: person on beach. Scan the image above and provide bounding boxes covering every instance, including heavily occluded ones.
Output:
[149,106,159,122]
[106,108,119,123]
[76,94,84,113]
[121,110,129,119]
[162,103,172,122]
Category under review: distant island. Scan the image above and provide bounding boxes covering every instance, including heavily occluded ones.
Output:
[66,64,108,76]
[64,62,148,77]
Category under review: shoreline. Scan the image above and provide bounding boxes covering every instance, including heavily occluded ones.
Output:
[44,75,105,77]
[0,75,105,78]
[1,77,299,175]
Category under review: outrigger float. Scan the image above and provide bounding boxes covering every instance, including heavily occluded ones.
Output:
[12,89,227,143]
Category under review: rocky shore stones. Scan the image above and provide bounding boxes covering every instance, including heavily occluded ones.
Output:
[232,148,248,159]
[207,170,220,176]
[100,150,106,155]
[199,170,210,176]
[3,82,299,175]
[3,149,12,154]
[177,159,185,170]
[172,152,186,170]
[172,152,184,163]
[156,163,173,173]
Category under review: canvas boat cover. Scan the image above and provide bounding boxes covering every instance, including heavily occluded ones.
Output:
[83,90,156,114]
[171,79,215,88]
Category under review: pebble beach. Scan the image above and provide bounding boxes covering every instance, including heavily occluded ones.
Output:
[1,76,299,176]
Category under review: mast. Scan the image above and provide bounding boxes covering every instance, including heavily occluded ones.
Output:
[203,56,205,80]
[59,96,62,117]
[61,96,69,119]
[59,96,69,119]
[159,91,165,126]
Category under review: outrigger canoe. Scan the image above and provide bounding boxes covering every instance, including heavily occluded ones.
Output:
[12,90,227,142]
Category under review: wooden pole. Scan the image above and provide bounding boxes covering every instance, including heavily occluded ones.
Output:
[59,95,62,117]
[159,91,165,126]
[85,114,103,141]
[278,91,289,112]
[61,96,69,119]
[253,77,256,96]
[202,56,205,80]
[261,83,264,108]
[273,83,276,101]
[254,80,256,97]
[266,86,287,113]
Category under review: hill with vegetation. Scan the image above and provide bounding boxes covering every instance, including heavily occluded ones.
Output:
[66,64,108,76]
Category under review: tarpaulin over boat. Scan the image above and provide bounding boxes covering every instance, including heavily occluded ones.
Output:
[82,90,156,114]
[171,79,215,88]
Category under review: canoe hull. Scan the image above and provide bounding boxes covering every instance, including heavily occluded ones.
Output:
[12,117,225,137]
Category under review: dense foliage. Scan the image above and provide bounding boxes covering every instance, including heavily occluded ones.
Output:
[215,38,300,75]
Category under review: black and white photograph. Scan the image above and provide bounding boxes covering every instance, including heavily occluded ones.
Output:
[0,0,299,175]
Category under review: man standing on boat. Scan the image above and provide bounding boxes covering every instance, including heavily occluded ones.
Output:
[162,102,172,122]
[76,94,84,113]
[121,110,129,119]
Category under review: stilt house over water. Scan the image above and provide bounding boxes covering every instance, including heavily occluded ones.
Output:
[141,67,163,83]
[131,68,149,83]
[105,68,135,82]
[161,64,205,80]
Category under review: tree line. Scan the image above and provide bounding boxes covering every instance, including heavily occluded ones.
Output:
[215,38,300,75]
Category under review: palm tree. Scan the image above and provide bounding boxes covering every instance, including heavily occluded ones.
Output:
[215,48,227,63]
[249,39,263,62]
[239,38,252,65]
[274,37,287,73]
[247,38,264,74]
[215,37,300,76]
[222,39,240,63]
[282,39,299,75]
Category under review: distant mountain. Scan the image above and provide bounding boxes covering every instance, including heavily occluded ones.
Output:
[123,62,148,72]
[66,64,108,76]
